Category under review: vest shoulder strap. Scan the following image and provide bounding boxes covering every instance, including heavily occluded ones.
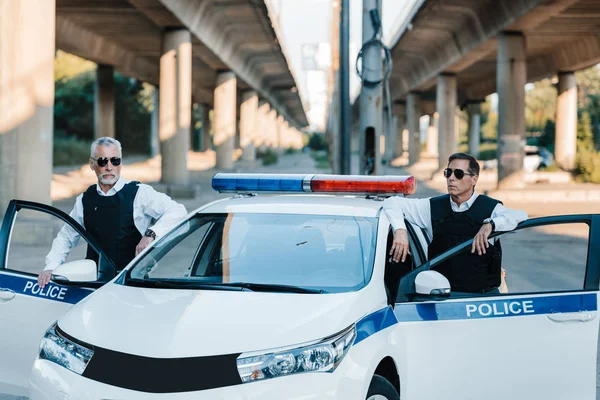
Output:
[468,194,502,223]
[430,194,452,222]
[82,184,98,205]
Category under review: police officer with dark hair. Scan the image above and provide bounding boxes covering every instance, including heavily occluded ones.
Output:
[384,152,528,295]
[38,137,187,288]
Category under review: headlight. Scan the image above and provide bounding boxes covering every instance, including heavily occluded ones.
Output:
[236,325,355,383]
[39,323,94,375]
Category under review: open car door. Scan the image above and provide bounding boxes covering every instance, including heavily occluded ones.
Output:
[0,200,117,396]
[393,214,600,400]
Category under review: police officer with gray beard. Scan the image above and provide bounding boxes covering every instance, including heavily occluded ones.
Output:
[38,137,187,288]
[384,153,528,295]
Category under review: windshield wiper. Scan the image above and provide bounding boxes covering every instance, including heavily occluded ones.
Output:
[126,278,246,291]
[222,282,326,294]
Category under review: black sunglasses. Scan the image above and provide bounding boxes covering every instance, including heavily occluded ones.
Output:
[90,157,122,167]
[443,168,475,180]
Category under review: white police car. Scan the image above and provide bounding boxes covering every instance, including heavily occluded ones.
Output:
[0,174,599,399]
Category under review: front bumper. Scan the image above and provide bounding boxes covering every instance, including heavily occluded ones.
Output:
[29,351,370,400]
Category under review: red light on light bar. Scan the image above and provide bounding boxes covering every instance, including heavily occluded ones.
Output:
[310,175,416,195]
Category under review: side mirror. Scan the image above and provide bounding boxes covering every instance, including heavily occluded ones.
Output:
[52,260,97,283]
[415,270,450,297]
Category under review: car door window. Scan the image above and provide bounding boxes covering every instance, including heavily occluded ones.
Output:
[4,208,99,276]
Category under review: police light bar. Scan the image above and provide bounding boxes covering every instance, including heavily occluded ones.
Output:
[212,173,416,195]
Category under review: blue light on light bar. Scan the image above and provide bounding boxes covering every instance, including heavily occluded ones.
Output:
[212,173,306,193]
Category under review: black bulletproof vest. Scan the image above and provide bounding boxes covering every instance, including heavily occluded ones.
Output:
[82,181,142,270]
[428,194,502,293]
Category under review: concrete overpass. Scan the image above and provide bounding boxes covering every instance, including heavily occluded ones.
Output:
[0,0,308,210]
[352,0,600,187]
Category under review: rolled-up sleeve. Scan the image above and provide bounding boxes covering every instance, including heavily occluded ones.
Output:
[44,195,84,271]
[137,185,188,237]
[490,204,528,232]
[382,196,432,235]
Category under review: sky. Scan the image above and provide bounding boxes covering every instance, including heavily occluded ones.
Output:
[268,0,417,130]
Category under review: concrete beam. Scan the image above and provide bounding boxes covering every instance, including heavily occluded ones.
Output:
[56,16,158,85]
[391,0,545,100]
[158,0,306,127]
[467,35,600,100]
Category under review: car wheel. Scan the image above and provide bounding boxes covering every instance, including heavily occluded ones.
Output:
[366,374,400,400]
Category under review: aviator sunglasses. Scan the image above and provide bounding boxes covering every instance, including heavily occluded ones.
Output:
[443,168,475,180]
[90,157,122,167]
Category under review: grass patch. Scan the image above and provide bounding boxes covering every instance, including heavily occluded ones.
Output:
[458,142,497,161]
[259,149,279,166]
[311,150,330,170]
[54,134,92,166]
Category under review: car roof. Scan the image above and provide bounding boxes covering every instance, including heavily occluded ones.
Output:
[197,194,389,218]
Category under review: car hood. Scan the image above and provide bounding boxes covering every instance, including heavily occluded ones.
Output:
[58,282,375,358]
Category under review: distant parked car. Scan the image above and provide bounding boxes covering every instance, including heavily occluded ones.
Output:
[482,146,554,172]
[524,145,554,172]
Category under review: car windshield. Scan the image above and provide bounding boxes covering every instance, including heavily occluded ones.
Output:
[125,213,378,293]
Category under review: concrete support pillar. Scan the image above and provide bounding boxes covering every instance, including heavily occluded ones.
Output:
[388,115,398,161]
[193,103,208,152]
[382,111,389,162]
[256,100,269,150]
[407,93,421,165]
[203,108,213,151]
[555,71,577,170]
[214,71,237,169]
[275,115,285,152]
[0,0,55,209]
[466,102,482,158]
[94,64,115,139]
[268,109,277,149]
[150,88,160,157]
[159,29,192,185]
[437,73,457,168]
[497,31,526,188]
[240,91,258,161]
[394,115,405,158]
[426,113,438,157]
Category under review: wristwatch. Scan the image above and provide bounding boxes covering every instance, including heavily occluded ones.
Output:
[144,228,156,240]
[484,219,496,233]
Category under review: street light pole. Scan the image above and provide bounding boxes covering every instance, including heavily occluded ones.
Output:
[358,0,383,175]
[339,0,351,175]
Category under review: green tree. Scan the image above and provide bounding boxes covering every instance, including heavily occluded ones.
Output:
[575,112,600,182]
[576,65,600,148]
[481,112,497,142]
[525,79,556,142]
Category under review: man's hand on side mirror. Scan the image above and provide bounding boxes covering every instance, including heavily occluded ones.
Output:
[38,270,53,289]
[390,229,411,263]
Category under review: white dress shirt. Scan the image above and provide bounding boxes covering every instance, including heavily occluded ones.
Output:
[383,190,528,243]
[44,178,188,271]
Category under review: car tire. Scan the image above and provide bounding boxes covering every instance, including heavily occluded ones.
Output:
[366,374,400,400]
